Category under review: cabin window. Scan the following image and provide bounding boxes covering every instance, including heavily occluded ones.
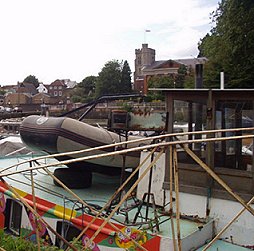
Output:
[164,91,254,199]
[55,221,81,249]
[113,114,127,124]
[5,199,22,236]
[214,100,253,170]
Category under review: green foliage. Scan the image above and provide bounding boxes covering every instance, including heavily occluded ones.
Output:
[95,60,132,97]
[96,60,121,96]
[147,75,175,101]
[78,76,97,95]
[122,102,133,112]
[198,0,254,88]
[70,60,132,103]
[184,67,195,88]
[71,94,83,103]
[71,76,97,103]
[23,75,40,88]
[121,60,132,93]
[146,64,195,100]
[0,230,87,251]
[0,230,60,251]
[0,89,6,96]
[175,65,187,88]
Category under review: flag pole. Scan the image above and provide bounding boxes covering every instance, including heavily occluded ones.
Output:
[144,29,151,43]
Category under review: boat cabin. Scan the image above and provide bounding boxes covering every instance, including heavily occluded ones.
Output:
[158,89,254,201]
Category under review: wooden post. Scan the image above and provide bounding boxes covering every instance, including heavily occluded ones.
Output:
[206,89,214,218]
[173,147,181,251]
[169,145,177,250]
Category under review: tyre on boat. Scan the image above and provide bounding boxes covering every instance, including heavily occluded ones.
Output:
[53,168,92,189]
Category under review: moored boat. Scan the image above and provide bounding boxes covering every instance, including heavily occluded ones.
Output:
[20,115,150,171]
[0,129,253,250]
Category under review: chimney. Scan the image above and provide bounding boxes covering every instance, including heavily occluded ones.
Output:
[195,64,203,88]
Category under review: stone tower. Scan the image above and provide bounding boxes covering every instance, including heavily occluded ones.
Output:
[134,44,155,79]
[134,44,155,93]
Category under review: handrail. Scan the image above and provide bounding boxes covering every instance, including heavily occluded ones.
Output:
[1,126,254,175]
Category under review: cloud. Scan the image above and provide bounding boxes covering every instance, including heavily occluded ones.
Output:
[0,0,219,84]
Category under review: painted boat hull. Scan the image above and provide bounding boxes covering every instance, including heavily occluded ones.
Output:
[0,180,161,250]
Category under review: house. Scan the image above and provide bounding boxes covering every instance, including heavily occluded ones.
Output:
[16,82,38,95]
[134,43,207,94]
[37,83,48,94]
[32,93,51,105]
[62,79,77,89]
[4,93,31,108]
[3,82,38,111]
[47,79,66,98]
[1,79,75,113]
[47,79,76,106]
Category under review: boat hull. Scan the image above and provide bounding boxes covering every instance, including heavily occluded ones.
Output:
[0,179,161,250]
[20,115,145,170]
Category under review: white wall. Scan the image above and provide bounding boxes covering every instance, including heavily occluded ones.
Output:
[137,151,254,246]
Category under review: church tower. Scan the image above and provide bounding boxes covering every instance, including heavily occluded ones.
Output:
[134,44,155,93]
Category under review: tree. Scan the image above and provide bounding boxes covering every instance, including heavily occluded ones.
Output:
[184,66,195,88]
[79,76,97,96]
[147,75,175,101]
[198,0,254,88]
[23,75,40,88]
[146,64,194,100]
[96,60,121,97]
[121,60,132,93]
[71,76,97,103]
[175,65,188,88]
[95,60,132,97]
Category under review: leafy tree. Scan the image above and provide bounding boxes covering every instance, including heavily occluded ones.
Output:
[96,60,121,97]
[184,66,195,88]
[95,60,132,97]
[146,64,194,100]
[23,75,40,88]
[79,75,97,95]
[147,75,175,101]
[121,60,132,93]
[71,76,97,103]
[175,65,188,88]
[198,0,254,88]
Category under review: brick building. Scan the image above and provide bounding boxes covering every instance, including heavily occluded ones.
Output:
[134,43,207,94]
[3,79,76,112]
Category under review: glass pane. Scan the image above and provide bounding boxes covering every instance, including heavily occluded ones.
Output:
[9,201,22,235]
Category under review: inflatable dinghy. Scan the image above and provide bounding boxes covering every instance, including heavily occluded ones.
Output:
[20,115,149,172]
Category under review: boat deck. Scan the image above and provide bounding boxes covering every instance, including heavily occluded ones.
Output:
[0,155,252,250]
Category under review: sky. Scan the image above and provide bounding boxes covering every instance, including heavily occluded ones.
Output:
[0,0,220,85]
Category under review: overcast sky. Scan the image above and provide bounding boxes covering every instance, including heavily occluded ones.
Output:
[0,0,220,85]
